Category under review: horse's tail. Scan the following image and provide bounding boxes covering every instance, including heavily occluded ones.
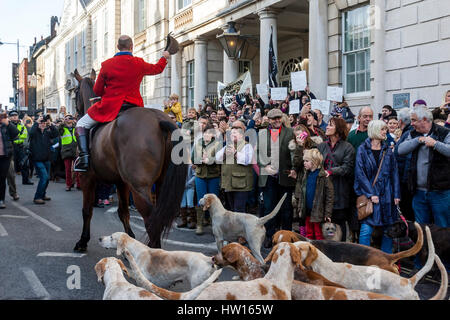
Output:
[146,121,187,247]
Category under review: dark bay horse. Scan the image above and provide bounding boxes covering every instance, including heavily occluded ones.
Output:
[72,70,187,251]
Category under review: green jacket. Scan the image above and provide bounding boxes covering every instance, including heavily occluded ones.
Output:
[182,119,197,145]
[191,138,221,179]
[296,168,334,223]
[257,125,296,188]
[220,142,253,192]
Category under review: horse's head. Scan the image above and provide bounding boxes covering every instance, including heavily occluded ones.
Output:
[72,68,96,119]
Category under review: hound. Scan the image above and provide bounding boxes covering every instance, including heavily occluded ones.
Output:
[272,223,424,275]
[198,193,287,263]
[95,257,222,300]
[291,226,448,300]
[99,232,217,289]
[129,241,301,300]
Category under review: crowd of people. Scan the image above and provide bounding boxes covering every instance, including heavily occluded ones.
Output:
[0,87,448,259]
[0,109,113,208]
[165,87,450,258]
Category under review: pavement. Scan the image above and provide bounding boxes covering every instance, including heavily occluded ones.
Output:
[0,175,447,300]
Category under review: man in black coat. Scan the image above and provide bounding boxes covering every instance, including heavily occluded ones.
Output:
[28,115,59,204]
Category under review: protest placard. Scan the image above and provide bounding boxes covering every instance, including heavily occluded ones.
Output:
[327,86,344,103]
[256,83,269,104]
[291,71,307,92]
[311,99,331,115]
[289,99,300,114]
[270,87,287,101]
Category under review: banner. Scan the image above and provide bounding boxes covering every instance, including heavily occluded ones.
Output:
[268,26,278,88]
[219,71,252,110]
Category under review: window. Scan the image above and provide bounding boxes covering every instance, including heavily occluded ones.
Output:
[343,5,371,95]
[178,0,192,11]
[81,29,86,67]
[135,0,147,33]
[187,60,195,108]
[239,60,252,74]
[92,20,98,62]
[65,41,71,74]
[103,9,108,57]
[140,76,147,103]
[73,35,78,69]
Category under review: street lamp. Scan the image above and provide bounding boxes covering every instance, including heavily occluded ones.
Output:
[0,39,24,111]
[216,22,246,60]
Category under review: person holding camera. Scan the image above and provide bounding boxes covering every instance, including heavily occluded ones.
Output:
[58,114,80,191]
[0,113,20,208]
[28,115,59,204]
[8,111,33,185]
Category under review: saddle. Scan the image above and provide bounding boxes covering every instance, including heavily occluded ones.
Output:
[88,103,138,148]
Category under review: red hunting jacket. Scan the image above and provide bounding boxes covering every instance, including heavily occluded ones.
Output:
[88,52,168,122]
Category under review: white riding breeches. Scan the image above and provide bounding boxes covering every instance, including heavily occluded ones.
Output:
[76,113,98,129]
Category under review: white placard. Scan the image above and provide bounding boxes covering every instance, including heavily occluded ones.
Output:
[270,87,287,101]
[291,71,307,92]
[256,83,269,104]
[289,100,300,115]
[327,86,344,103]
[311,99,331,116]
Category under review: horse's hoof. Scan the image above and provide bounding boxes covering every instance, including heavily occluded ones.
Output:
[73,243,87,252]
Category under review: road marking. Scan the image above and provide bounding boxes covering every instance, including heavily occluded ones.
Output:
[106,206,118,213]
[0,222,7,237]
[0,215,29,219]
[130,221,146,232]
[21,267,51,300]
[11,202,62,232]
[163,239,217,251]
[130,215,143,221]
[37,252,86,258]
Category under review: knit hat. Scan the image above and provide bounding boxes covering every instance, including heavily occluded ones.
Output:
[303,149,323,170]
[413,99,427,106]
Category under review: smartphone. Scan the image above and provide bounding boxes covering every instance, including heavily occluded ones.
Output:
[300,131,309,139]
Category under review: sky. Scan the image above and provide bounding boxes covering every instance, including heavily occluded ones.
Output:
[0,0,65,110]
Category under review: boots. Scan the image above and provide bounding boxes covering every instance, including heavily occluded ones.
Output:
[187,207,197,229]
[195,207,204,235]
[74,127,90,172]
[177,207,188,228]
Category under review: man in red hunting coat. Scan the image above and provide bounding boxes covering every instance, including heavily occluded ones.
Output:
[74,35,170,171]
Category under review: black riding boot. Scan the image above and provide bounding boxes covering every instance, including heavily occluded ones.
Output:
[74,127,90,172]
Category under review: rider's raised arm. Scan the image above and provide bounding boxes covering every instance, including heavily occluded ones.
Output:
[141,56,168,76]
[93,66,106,97]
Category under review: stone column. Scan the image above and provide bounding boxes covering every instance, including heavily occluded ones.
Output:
[171,51,182,96]
[308,0,328,99]
[373,0,385,113]
[194,38,208,109]
[223,50,239,84]
[258,9,278,86]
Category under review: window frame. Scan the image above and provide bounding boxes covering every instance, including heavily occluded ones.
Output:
[135,0,147,34]
[66,41,71,74]
[103,9,109,57]
[342,5,371,97]
[177,0,192,12]
[73,35,78,70]
[92,19,98,62]
[81,29,86,67]
[187,60,195,108]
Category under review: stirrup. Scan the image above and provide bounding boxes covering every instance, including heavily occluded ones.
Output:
[74,155,89,172]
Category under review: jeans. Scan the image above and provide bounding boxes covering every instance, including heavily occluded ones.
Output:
[195,177,220,205]
[412,190,450,228]
[359,223,393,254]
[225,191,249,212]
[262,176,294,238]
[33,161,51,200]
[181,187,195,208]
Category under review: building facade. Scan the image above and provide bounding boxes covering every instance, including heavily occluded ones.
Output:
[42,0,450,116]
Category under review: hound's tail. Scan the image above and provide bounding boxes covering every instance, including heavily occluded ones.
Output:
[388,222,424,263]
[409,226,435,287]
[429,255,448,300]
[258,193,287,226]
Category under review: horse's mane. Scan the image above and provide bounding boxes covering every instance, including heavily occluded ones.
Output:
[76,77,96,118]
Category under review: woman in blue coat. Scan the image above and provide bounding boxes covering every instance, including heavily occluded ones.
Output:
[354,120,401,253]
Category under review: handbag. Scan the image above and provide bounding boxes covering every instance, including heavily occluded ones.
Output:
[356,150,386,220]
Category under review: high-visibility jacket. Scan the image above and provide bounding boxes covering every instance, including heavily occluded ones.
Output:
[13,123,28,145]
[61,127,77,145]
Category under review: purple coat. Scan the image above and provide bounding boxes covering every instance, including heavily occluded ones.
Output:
[354,138,401,227]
